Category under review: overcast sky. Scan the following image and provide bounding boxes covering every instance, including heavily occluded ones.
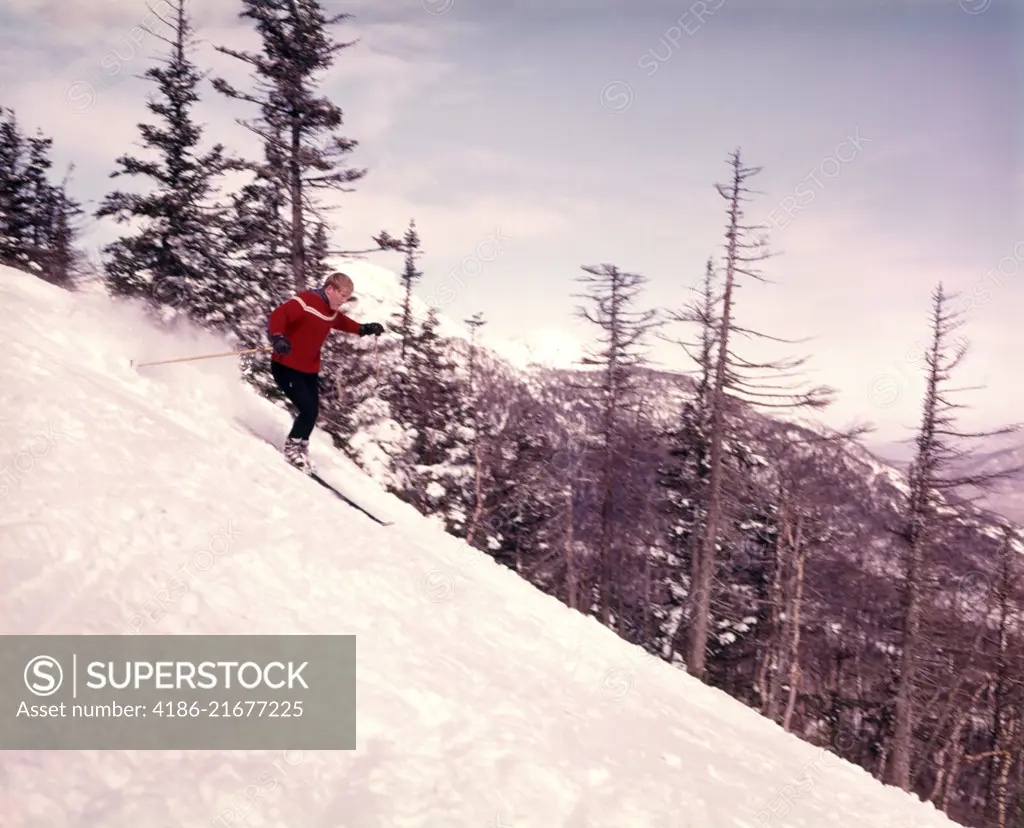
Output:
[1,0,1020,447]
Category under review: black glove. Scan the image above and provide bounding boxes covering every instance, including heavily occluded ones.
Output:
[359,322,385,337]
[271,334,291,355]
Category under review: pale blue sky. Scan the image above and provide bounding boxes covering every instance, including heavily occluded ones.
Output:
[2,0,1020,445]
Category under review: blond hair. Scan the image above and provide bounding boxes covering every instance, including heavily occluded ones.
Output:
[324,271,353,293]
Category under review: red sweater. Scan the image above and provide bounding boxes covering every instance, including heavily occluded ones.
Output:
[268,289,361,373]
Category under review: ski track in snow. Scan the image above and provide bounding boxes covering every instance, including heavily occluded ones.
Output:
[0,266,957,827]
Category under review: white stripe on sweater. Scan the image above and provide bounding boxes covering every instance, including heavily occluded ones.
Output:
[290,295,337,321]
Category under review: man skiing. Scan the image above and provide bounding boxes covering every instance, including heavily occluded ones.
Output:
[268,271,385,472]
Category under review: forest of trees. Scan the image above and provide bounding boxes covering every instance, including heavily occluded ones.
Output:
[0,107,85,288]
[2,2,1022,826]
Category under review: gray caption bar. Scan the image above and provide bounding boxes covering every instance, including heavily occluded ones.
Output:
[1,635,355,749]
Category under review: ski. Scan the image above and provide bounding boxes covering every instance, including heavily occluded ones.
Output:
[235,419,393,526]
[306,470,394,526]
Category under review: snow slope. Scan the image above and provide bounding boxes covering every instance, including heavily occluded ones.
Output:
[0,265,958,828]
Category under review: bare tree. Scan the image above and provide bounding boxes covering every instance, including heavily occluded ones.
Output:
[687,148,834,680]
[754,424,868,725]
[573,262,661,626]
[464,312,488,545]
[984,525,1022,826]
[887,282,1023,791]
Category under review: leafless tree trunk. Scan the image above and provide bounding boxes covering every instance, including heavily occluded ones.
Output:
[782,509,806,733]
[565,484,576,610]
[756,550,780,718]
[949,724,1015,822]
[918,617,990,792]
[687,156,744,680]
[599,436,616,625]
[888,283,1022,791]
[930,678,990,807]
[986,525,1021,824]
[755,439,837,727]
[891,524,929,790]
[463,315,487,545]
[465,442,485,545]
[994,716,1015,828]
[765,498,789,722]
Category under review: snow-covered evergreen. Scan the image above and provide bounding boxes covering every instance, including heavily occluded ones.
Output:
[0,107,84,286]
[95,0,237,330]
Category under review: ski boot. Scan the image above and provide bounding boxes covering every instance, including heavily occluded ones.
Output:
[299,438,315,473]
[283,437,311,473]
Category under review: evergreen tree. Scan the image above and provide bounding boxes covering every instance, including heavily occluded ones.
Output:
[95,0,234,328]
[376,219,423,440]
[464,312,486,393]
[483,398,561,576]
[0,108,33,269]
[657,257,718,651]
[393,219,422,360]
[38,170,85,289]
[222,123,294,394]
[419,310,467,463]
[316,274,386,465]
[0,107,84,286]
[320,333,379,444]
[460,312,490,544]
[22,129,54,255]
[395,308,472,530]
[307,220,331,285]
[222,117,291,292]
[213,0,367,294]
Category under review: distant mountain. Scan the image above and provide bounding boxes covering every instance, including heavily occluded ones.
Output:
[486,327,587,371]
[872,433,1024,524]
[340,256,1024,537]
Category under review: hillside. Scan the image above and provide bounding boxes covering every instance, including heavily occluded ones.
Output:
[313,260,1024,828]
[0,269,969,825]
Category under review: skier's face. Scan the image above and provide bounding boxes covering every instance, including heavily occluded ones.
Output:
[325,283,352,310]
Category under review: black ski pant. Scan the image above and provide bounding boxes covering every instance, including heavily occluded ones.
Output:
[271,361,320,440]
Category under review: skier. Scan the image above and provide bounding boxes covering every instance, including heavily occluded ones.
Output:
[267,271,385,471]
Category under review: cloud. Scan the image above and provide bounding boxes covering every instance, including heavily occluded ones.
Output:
[3,0,154,38]
[0,1,467,246]
[2,2,463,140]
[333,185,575,257]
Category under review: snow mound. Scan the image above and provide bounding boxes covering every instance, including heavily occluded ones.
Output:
[331,257,471,341]
[0,265,956,827]
[486,327,587,370]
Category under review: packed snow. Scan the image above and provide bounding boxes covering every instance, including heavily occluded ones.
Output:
[0,264,959,827]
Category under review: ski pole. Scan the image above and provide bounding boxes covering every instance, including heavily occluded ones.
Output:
[131,346,272,369]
